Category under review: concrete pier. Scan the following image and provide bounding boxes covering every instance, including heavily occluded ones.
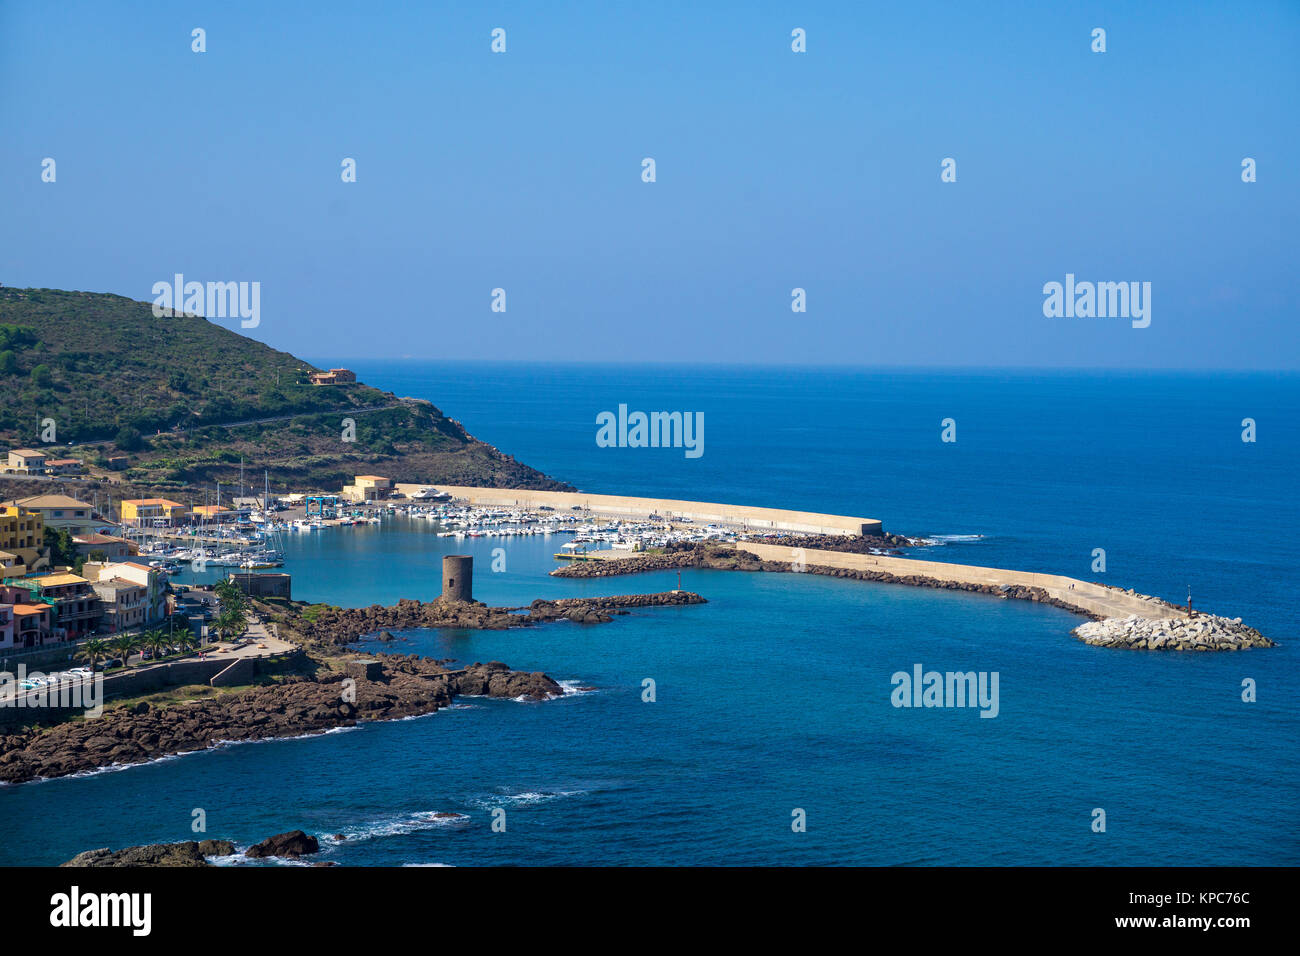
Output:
[416,485,883,537]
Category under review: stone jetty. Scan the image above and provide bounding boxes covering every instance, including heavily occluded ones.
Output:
[1073,613,1274,651]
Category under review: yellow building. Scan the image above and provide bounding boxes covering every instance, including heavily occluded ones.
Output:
[342,474,392,502]
[2,494,110,536]
[0,505,45,569]
[120,498,188,527]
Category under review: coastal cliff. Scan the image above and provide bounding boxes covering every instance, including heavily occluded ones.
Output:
[0,656,561,785]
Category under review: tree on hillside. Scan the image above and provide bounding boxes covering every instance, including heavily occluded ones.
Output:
[115,426,146,450]
[0,350,16,374]
[30,364,52,387]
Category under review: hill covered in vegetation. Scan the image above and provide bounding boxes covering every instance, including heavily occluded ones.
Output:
[0,287,569,491]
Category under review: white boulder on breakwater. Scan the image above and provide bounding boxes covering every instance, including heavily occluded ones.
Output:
[1073,613,1274,651]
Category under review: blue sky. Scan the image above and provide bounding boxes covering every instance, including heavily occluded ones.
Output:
[1,0,1296,367]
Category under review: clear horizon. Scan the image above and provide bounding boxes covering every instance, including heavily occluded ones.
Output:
[2,0,1297,369]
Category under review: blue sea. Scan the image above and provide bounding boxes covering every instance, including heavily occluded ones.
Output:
[2,366,1297,866]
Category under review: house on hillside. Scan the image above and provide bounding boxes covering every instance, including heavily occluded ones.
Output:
[309,368,356,385]
[5,449,47,474]
[43,458,85,476]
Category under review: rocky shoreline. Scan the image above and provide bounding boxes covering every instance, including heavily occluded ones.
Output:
[1073,613,1275,651]
[64,829,325,866]
[0,656,561,785]
[63,840,238,867]
[286,591,706,645]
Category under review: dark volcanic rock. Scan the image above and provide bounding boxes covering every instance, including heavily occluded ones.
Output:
[62,840,236,867]
[452,661,563,700]
[246,829,319,859]
[0,653,570,785]
[292,591,703,645]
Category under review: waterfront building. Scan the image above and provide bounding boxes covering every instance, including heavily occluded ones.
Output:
[8,602,52,648]
[0,604,12,649]
[119,498,188,527]
[91,577,148,632]
[81,561,166,623]
[342,475,392,502]
[191,504,230,521]
[229,571,291,600]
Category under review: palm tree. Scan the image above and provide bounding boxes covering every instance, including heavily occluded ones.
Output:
[175,630,199,654]
[77,638,110,673]
[142,628,169,660]
[110,634,139,669]
[213,580,245,613]
[214,608,246,643]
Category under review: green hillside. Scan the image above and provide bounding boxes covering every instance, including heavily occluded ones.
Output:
[0,287,570,491]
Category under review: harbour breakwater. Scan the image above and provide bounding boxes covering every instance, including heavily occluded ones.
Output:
[421,484,884,536]
[1073,615,1273,651]
[553,543,1276,652]
[0,657,561,785]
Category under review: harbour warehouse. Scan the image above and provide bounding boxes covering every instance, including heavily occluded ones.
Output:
[418,485,883,537]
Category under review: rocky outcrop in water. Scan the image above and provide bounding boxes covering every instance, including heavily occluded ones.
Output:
[287,591,705,644]
[0,655,563,785]
[1073,614,1275,650]
[62,840,236,867]
[246,830,319,859]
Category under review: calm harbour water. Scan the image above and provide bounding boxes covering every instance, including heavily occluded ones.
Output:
[2,366,1296,866]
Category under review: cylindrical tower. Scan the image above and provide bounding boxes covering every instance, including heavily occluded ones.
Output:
[442,555,473,602]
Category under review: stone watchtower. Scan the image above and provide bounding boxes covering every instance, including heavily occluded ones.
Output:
[441,555,473,603]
